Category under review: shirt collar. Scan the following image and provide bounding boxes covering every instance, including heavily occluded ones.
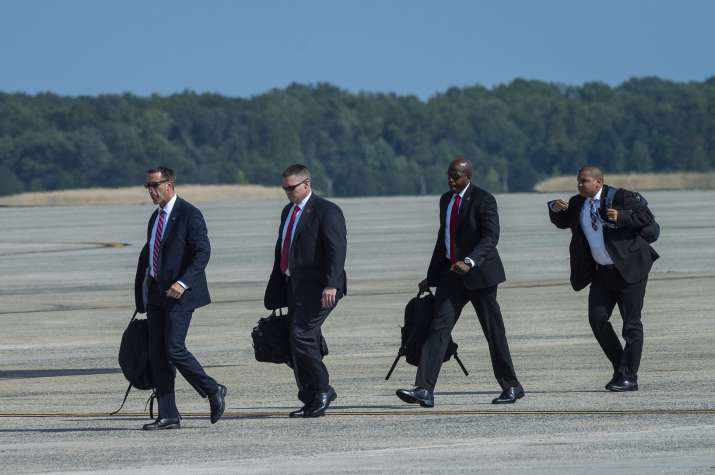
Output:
[160,193,178,215]
[455,182,470,199]
[589,187,603,203]
[296,192,312,210]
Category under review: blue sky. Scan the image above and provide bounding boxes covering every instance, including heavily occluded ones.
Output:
[1,0,713,99]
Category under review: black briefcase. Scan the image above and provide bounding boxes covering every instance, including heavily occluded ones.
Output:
[252,309,328,366]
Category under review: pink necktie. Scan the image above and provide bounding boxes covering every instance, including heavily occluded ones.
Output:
[280,206,300,274]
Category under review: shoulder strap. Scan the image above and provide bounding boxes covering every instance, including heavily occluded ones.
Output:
[110,383,133,415]
[605,186,619,209]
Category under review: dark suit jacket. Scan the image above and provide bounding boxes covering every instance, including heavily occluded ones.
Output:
[264,194,348,309]
[548,185,659,291]
[134,197,211,312]
[426,183,506,290]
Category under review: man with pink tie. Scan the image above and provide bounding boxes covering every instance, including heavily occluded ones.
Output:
[264,164,348,418]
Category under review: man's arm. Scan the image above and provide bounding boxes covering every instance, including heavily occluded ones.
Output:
[465,193,500,267]
[176,209,211,289]
[613,191,656,230]
[321,203,347,307]
[548,199,571,229]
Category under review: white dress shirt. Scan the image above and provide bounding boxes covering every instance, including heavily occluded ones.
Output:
[444,183,475,267]
[281,192,312,276]
[580,188,614,265]
[149,194,187,288]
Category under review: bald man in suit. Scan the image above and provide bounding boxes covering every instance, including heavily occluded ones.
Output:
[396,158,523,407]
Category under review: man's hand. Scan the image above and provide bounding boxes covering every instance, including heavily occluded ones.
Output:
[552,199,569,211]
[606,208,618,222]
[321,287,338,308]
[166,282,186,299]
[450,261,471,275]
[418,279,430,293]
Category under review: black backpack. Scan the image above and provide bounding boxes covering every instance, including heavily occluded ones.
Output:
[385,290,468,380]
[605,187,660,243]
[111,311,155,416]
[252,308,328,367]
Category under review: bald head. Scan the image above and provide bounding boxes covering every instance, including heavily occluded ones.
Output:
[449,157,473,178]
[447,157,473,193]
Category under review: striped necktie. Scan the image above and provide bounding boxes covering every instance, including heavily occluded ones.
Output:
[151,210,166,277]
[590,199,599,231]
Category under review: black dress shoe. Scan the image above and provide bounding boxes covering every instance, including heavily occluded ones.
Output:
[605,375,638,392]
[303,387,337,418]
[289,405,308,418]
[209,384,227,424]
[492,385,525,404]
[142,418,180,430]
[606,371,619,387]
[396,387,434,407]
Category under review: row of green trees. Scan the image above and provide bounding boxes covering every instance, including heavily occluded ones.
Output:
[1,76,714,196]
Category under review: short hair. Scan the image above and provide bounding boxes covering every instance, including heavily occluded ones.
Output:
[147,166,176,182]
[282,164,311,179]
[578,165,603,181]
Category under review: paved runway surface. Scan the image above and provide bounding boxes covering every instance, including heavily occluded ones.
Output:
[1,191,714,473]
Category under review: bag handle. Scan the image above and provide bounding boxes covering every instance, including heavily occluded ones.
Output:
[416,289,433,298]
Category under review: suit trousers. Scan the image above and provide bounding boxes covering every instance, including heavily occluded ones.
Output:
[588,266,648,380]
[287,283,338,404]
[415,271,519,391]
[147,297,218,418]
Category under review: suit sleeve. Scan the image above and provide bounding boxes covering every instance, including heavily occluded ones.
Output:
[466,193,500,267]
[177,209,211,289]
[426,196,447,285]
[548,201,570,229]
[322,203,347,289]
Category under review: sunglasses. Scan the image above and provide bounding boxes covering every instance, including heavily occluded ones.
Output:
[282,178,309,192]
[144,179,170,189]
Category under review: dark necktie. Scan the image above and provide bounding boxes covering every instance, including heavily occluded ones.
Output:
[449,194,461,264]
[280,205,300,274]
[151,210,166,277]
[590,199,599,231]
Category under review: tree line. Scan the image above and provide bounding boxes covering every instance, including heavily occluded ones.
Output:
[1,76,714,197]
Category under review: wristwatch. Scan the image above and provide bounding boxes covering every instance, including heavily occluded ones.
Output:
[464,258,475,268]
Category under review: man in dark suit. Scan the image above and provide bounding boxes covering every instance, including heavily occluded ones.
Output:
[548,165,659,391]
[134,166,226,430]
[396,158,523,407]
[264,164,347,418]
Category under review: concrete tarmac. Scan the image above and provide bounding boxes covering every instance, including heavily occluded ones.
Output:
[1,191,714,473]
